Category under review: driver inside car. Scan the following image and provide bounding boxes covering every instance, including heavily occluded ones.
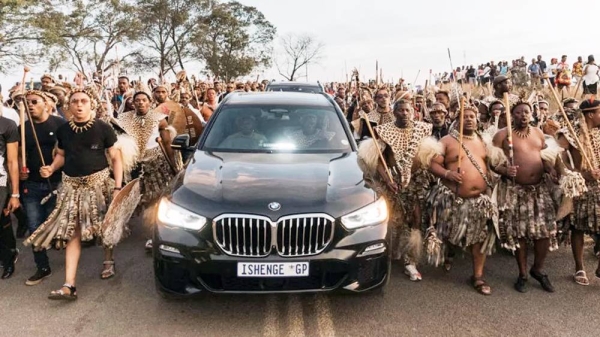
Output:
[219,114,268,149]
[285,113,335,149]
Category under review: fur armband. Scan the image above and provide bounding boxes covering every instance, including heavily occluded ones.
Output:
[481,133,507,168]
[357,138,387,175]
[559,169,588,198]
[113,134,140,176]
[416,137,444,169]
[541,136,563,167]
[165,125,177,140]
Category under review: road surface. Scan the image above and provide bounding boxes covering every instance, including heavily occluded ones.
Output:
[1,218,599,337]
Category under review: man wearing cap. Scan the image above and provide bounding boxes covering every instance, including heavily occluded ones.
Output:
[152,83,170,106]
[555,98,600,286]
[429,102,449,140]
[40,74,55,92]
[48,85,69,120]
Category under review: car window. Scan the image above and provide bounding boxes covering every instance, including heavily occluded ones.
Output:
[266,85,321,93]
[203,105,351,153]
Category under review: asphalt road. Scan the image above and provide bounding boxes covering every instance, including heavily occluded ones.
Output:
[2,217,600,337]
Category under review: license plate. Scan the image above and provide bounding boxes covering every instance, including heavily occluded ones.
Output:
[237,262,309,277]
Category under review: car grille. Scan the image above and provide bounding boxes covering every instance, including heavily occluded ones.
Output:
[213,214,334,257]
[214,216,273,257]
[277,216,334,257]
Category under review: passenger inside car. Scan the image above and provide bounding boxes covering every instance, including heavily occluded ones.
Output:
[284,112,335,148]
[219,114,267,149]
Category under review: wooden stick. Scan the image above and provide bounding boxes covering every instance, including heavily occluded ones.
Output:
[359,111,394,183]
[19,67,30,173]
[545,78,594,169]
[572,77,583,98]
[456,96,466,174]
[503,92,514,167]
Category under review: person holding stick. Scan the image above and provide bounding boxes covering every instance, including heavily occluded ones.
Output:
[423,104,503,295]
[492,96,559,293]
[354,86,395,141]
[20,90,66,285]
[24,87,123,300]
[555,98,600,285]
[358,99,432,281]
[115,83,179,252]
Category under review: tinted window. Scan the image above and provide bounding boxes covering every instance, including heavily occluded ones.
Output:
[203,105,351,153]
[266,85,322,93]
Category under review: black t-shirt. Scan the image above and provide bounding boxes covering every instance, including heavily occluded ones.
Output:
[57,119,117,177]
[0,117,19,187]
[22,115,67,183]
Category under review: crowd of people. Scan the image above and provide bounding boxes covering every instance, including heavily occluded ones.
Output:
[430,54,600,93]
[1,53,600,300]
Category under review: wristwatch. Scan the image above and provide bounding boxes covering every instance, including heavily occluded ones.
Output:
[10,194,20,199]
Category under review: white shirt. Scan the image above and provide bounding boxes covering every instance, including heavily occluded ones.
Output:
[583,64,600,85]
[0,106,20,126]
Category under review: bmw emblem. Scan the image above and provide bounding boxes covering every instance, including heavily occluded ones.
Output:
[268,202,281,211]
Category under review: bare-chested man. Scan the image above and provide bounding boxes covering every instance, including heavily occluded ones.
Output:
[425,106,498,295]
[555,98,600,286]
[493,99,558,293]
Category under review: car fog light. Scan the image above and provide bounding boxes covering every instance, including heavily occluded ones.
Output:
[159,244,181,254]
[357,242,386,257]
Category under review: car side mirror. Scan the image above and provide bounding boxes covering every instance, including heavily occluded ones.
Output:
[171,134,191,151]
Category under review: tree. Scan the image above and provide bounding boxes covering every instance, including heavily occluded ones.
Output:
[32,0,143,75]
[276,33,324,81]
[136,0,210,77]
[193,1,276,81]
[0,0,41,73]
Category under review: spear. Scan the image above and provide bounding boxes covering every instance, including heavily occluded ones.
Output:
[545,78,593,169]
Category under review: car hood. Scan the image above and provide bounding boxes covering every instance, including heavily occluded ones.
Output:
[171,151,376,220]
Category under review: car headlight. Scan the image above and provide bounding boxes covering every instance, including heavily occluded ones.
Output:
[157,198,207,231]
[341,197,388,230]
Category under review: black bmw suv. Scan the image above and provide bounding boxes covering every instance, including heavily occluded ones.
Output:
[153,92,390,295]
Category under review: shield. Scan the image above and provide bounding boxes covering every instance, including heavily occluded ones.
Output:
[168,105,204,145]
[101,178,142,247]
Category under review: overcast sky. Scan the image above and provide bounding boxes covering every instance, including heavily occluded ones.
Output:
[3,0,600,95]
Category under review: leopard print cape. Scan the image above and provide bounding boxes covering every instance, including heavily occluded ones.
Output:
[375,121,433,188]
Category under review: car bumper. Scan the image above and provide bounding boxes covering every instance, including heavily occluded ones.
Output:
[153,222,389,295]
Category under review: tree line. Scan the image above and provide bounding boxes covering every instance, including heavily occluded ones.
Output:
[0,0,279,81]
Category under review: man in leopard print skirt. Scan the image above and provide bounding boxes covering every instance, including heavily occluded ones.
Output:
[423,106,504,295]
[358,99,432,281]
[555,98,600,286]
[115,83,179,251]
[24,87,124,300]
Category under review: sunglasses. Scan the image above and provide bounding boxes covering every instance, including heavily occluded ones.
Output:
[26,99,42,105]
[70,98,90,104]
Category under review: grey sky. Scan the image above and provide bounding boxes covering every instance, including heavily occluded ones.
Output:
[2,0,599,94]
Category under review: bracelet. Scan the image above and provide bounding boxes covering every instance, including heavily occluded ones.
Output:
[10,193,20,199]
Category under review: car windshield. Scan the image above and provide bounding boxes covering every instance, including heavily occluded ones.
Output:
[267,85,321,93]
[202,104,352,153]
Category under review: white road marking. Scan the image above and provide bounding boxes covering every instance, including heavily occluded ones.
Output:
[287,295,306,337]
[315,294,336,337]
[263,295,279,337]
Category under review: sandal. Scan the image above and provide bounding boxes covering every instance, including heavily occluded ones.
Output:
[471,276,492,296]
[404,264,422,282]
[574,270,590,286]
[48,283,77,301]
[101,261,116,280]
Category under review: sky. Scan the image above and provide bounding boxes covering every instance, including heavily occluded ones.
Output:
[2,0,600,96]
